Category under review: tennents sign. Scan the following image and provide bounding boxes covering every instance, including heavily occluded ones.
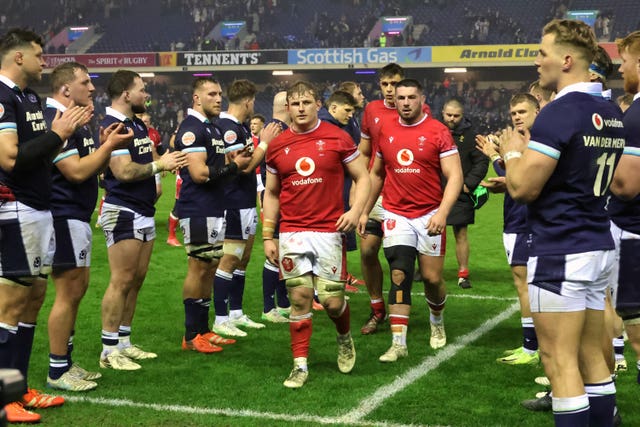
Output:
[177,50,287,66]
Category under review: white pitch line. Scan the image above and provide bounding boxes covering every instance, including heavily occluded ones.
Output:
[61,301,519,427]
[412,293,517,301]
[336,301,521,424]
[61,395,440,427]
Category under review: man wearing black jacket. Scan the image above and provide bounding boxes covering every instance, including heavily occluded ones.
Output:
[442,98,488,289]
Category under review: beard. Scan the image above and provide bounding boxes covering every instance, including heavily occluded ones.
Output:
[624,73,640,95]
[132,103,146,114]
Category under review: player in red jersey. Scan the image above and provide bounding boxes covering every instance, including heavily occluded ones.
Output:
[358,63,432,335]
[262,81,370,388]
[359,79,463,362]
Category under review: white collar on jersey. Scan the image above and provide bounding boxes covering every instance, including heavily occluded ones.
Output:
[45,97,67,112]
[290,118,322,135]
[219,111,240,123]
[187,108,209,123]
[0,74,19,91]
[634,92,640,102]
[554,82,603,101]
[105,106,133,122]
[397,112,428,128]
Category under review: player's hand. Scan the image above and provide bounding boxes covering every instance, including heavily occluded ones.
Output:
[336,210,359,232]
[357,213,369,238]
[498,126,528,157]
[157,150,187,172]
[475,134,499,158]
[426,211,446,236]
[230,148,253,171]
[51,103,93,141]
[100,123,134,150]
[481,177,507,193]
[264,239,279,266]
[258,122,282,147]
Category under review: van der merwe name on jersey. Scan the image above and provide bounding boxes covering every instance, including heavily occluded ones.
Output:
[133,137,152,154]
[583,135,625,149]
[26,111,47,131]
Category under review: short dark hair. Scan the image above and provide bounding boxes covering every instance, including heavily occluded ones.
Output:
[509,93,540,110]
[192,76,220,92]
[326,90,357,108]
[0,28,44,61]
[106,69,140,100]
[590,45,614,83]
[227,79,256,103]
[50,61,88,92]
[396,78,423,94]
[251,114,266,123]
[443,97,464,111]
[379,63,404,80]
[287,81,320,102]
[338,81,359,94]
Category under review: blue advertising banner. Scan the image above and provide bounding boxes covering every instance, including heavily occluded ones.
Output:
[288,47,432,65]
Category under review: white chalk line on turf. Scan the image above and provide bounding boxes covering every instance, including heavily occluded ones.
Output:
[62,302,518,427]
[61,395,438,427]
[411,292,517,301]
[335,301,521,425]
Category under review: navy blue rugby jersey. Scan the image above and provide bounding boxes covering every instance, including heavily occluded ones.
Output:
[174,109,226,218]
[608,95,640,234]
[258,118,289,186]
[44,99,98,222]
[0,75,51,209]
[101,107,156,217]
[526,83,625,256]
[216,112,256,209]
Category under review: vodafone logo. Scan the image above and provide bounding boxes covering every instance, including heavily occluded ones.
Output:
[295,157,315,177]
[396,149,414,166]
[592,113,603,130]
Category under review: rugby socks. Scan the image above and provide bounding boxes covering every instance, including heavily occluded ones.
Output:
[426,296,446,323]
[0,324,18,369]
[613,335,624,362]
[198,298,211,334]
[637,360,640,384]
[262,260,279,312]
[289,313,312,359]
[458,268,469,279]
[167,212,179,240]
[552,394,589,427]
[389,315,409,346]
[183,298,200,341]
[213,270,233,319]
[48,353,68,380]
[229,269,246,314]
[329,301,350,335]
[522,317,539,354]
[12,322,36,387]
[101,330,119,356]
[117,325,132,349]
[67,330,75,366]
[275,278,290,309]
[585,380,616,427]
[370,299,386,320]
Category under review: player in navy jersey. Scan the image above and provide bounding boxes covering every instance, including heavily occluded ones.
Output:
[476,93,541,366]
[98,70,186,371]
[501,19,625,427]
[211,79,269,337]
[609,30,640,388]
[44,62,133,392]
[0,28,92,423]
[260,91,292,324]
[174,77,256,353]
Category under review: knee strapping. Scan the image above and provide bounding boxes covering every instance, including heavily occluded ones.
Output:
[286,274,314,289]
[187,243,223,262]
[384,245,416,305]
[365,219,383,238]
[315,276,344,304]
[223,241,246,259]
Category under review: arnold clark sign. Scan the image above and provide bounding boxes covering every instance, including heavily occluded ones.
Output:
[287,47,431,65]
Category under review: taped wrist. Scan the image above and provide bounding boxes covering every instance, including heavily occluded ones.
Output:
[206,162,238,183]
[14,131,64,172]
[262,219,276,240]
